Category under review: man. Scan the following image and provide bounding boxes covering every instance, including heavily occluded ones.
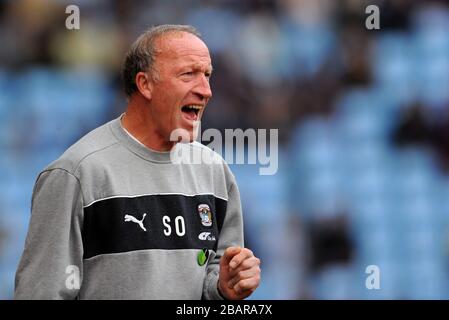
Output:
[15,25,261,299]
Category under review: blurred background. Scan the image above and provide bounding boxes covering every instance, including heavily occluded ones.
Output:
[1,0,449,299]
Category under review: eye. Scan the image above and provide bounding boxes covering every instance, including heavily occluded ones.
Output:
[182,71,194,76]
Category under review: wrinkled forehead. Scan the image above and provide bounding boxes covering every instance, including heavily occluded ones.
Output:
[155,32,212,66]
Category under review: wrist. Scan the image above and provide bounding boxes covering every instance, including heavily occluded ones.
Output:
[217,279,228,300]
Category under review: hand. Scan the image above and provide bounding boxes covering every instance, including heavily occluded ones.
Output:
[218,246,261,300]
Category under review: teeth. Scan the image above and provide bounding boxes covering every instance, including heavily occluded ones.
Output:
[184,105,202,110]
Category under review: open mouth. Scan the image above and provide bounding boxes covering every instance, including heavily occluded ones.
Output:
[181,105,202,121]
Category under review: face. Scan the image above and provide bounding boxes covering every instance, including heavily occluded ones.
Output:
[146,32,213,144]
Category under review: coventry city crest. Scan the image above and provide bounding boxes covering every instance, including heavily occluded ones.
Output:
[198,204,212,227]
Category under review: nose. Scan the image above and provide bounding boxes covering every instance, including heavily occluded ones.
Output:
[193,75,212,101]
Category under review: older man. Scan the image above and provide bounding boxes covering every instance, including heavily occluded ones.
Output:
[14,25,260,300]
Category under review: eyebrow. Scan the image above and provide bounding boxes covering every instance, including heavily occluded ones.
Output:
[182,63,213,74]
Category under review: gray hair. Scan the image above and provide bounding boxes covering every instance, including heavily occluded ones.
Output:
[122,24,201,97]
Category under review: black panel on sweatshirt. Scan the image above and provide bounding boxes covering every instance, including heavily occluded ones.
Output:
[82,194,227,259]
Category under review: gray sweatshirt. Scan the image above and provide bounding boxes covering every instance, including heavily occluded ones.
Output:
[14,115,244,299]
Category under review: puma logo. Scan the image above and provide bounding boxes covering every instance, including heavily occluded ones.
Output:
[124,213,147,231]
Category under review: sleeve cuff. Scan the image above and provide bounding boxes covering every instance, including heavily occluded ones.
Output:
[204,270,225,300]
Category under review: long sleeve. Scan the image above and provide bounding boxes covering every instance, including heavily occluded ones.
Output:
[14,168,84,299]
[202,175,244,300]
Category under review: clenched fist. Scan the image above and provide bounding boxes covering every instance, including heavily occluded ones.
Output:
[218,247,261,300]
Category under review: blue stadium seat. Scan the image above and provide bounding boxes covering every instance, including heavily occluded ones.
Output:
[372,32,417,105]
[402,259,449,299]
[279,20,336,78]
[185,8,241,54]
[335,88,397,143]
[312,264,357,299]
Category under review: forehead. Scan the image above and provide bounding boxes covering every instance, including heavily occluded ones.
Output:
[155,32,212,68]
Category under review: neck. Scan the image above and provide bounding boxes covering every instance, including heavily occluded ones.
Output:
[121,97,176,152]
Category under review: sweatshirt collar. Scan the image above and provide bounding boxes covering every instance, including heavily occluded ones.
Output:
[109,114,178,163]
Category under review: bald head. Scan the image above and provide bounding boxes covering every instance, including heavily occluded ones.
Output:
[122,24,201,97]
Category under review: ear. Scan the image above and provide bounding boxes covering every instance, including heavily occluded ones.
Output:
[135,71,153,100]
